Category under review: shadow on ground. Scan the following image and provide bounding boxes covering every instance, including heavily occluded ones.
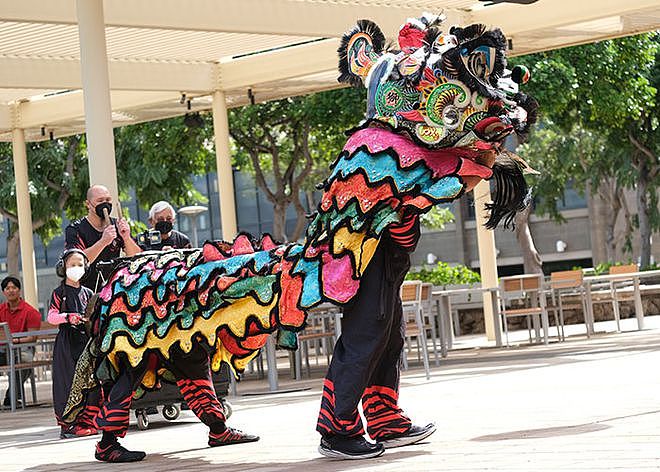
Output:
[23,448,431,471]
[471,409,660,441]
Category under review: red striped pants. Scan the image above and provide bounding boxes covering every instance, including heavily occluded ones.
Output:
[316,241,412,440]
[94,345,226,437]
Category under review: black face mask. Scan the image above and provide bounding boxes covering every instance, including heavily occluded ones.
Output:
[154,220,173,235]
[94,202,113,219]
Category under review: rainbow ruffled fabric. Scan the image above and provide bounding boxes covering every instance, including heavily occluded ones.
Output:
[94,126,493,384]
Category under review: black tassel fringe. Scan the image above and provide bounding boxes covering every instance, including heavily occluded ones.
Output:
[512,92,539,142]
[484,155,531,230]
[338,19,386,87]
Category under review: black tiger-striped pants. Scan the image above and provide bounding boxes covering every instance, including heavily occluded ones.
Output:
[94,344,226,437]
[316,240,413,440]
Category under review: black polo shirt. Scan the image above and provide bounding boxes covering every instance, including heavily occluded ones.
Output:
[65,217,123,291]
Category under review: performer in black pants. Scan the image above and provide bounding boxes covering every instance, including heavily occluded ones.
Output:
[94,344,257,463]
[317,213,436,459]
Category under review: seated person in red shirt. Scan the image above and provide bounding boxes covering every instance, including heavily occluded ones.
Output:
[0,276,41,407]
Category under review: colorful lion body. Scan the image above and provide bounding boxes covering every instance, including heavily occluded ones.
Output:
[65,13,536,419]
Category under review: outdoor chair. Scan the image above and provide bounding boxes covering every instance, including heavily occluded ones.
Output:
[0,323,39,409]
[547,270,589,340]
[499,274,560,346]
[33,320,56,381]
[293,305,340,379]
[400,280,431,379]
[420,283,441,365]
[590,264,638,332]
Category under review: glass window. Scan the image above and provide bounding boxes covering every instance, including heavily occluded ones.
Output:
[179,216,191,233]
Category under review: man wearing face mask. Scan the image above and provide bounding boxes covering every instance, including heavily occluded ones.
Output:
[65,185,142,291]
[139,201,191,251]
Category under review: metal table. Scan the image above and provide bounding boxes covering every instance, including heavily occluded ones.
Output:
[431,286,501,357]
[583,269,660,334]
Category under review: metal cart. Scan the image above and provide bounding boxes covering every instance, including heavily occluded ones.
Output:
[131,362,233,430]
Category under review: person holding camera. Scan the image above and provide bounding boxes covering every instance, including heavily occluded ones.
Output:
[47,249,101,438]
[65,185,141,290]
[138,201,191,251]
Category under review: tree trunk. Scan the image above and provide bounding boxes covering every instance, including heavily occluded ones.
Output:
[514,205,543,274]
[636,172,651,268]
[601,180,622,262]
[628,132,657,269]
[272,203,288,242]
[305,190,316,213]
[6,230,20,276]
[290,196,309,242]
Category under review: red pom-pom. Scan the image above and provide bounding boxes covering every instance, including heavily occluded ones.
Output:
[398,23,426,52]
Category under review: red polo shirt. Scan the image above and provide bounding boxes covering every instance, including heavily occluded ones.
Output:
[0,299,41,334]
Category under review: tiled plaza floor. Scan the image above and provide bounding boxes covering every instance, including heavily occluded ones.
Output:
[1,316,659,471]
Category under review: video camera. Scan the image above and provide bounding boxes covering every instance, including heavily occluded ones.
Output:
[137,229,162,250]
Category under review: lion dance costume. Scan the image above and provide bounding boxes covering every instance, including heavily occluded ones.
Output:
[65,13,536,462]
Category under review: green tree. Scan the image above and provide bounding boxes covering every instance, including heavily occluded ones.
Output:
[513,33,659,266]
[229,87,365,241]
[518,124,634,261]
[114,115,213,209]
[0,115,214,275]
[420,206,455,230]
[0,136,86,275]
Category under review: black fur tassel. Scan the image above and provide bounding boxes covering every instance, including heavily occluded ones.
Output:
[442,27,507,98]
[449,24,488,42]
[338,19,385,87]
[484,155,531,230]
[512,92,539,142]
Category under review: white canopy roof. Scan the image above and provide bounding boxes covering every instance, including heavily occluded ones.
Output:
[0,0,658,142]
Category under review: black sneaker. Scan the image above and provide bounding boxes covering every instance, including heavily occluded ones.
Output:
[379,423,436,449]
[3,398,22,408]
[318,435,384,460]
[208,427,260,447]
[95,441,146,462]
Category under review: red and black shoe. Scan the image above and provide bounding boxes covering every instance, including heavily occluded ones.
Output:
[95,441,146,463]
[60,425,98,439]
[208,427,260,447]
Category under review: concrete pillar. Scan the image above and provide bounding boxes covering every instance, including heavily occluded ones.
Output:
[76,0,119,212]
[473,181,501,343]
[11,129,38,308]
[211,91,238,240]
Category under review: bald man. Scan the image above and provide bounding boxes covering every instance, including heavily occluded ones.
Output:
[65,185,142,291]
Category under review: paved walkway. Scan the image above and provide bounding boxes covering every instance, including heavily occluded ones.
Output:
[1,316,660,471]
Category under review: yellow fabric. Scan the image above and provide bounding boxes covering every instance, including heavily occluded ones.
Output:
[331,227,379,277]
[107,295,278,374]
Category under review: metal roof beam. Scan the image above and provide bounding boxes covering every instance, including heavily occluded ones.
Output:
[219,39,339,91]
[15,90,179,129]
[470,0,659,36]
[0,57,215,92]
[0,39,342,95]
[1,0,465,38]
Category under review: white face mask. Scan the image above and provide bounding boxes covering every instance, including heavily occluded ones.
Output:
[66,266,86,282]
